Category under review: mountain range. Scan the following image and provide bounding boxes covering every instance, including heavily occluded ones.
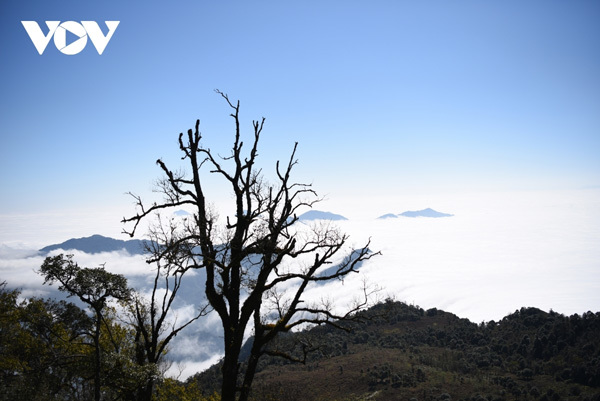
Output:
[38,208,451,255]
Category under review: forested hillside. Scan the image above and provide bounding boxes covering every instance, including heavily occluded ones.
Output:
[3,278,599,401]
[192,300,600,401]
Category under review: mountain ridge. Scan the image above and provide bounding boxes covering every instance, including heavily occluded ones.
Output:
[39,234,150,255]
[192,301,600,400]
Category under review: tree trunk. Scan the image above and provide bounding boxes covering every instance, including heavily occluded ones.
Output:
[137,379,154,401]
[220,326,245,401]
[238,349,261,401]
[239,316,264,401]
[220,353,239,401]
[94,312,102,401]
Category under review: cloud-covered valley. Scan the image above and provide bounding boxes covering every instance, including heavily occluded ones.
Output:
[2,189,599,379]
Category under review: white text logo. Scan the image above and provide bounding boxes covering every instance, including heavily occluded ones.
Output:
[21,21,120,55]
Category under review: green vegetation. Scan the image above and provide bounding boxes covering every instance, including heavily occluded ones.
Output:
[0,265,207,401]
[3,277,600,400]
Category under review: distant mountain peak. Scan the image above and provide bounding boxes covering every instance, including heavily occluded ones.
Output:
[377,213,399,219]
[377,208,454,219]
[39,234,150,255]
[297,210,348,221]
[399,208,453,218]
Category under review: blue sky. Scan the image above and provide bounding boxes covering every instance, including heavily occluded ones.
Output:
[1,0,599,219]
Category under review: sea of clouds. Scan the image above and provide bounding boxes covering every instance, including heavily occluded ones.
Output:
[1,188,599,379]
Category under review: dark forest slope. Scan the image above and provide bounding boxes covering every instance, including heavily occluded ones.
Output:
[191,301,600,401]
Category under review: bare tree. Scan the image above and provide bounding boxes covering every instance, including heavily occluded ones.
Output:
[122,91,380,401]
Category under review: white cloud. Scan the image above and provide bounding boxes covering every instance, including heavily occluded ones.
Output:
[331,188,600,322]
[0,251,47,294]
[47,249,152,277]
[1,188,599,377]
[0,207,127,248]
[165,353,223,381]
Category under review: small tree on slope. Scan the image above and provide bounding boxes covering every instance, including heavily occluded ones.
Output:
[39,254,131,401]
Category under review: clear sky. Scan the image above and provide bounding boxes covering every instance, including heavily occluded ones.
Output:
[1,1,599,229]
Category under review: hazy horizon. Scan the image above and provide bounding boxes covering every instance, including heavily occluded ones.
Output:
[3,187,599,319]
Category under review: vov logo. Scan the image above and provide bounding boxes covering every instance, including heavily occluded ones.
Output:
[21,21,120,55]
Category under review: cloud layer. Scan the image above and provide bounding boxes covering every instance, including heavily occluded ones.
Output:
[1,189,599,378]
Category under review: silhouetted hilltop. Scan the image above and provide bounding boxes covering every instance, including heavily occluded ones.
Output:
[39,234,150,255]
